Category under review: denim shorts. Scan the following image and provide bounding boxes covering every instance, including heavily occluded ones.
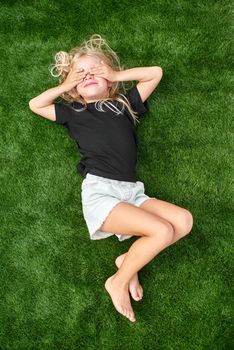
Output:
[81,173,157,242]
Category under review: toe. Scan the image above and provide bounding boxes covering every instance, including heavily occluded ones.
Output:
[128,309,135,320]
[131,290,140,301]
[134,294,141,301]
[139,286,143,298]
[128,310,133,321]
[120,306,126,317]
[126,309,130,318]
[123,308,127,317]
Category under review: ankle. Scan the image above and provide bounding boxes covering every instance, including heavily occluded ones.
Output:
[112,272,129,289]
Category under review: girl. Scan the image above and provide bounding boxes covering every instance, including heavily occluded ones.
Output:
[29,34,193,323]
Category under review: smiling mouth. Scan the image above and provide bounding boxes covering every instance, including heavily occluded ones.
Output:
[84,82,98,88]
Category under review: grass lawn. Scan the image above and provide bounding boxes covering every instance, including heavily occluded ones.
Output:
[0,0,233,349]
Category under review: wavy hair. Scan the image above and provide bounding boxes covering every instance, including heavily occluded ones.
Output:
[48,34,140,125]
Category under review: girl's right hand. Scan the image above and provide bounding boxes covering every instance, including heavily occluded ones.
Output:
[60,68,86,92]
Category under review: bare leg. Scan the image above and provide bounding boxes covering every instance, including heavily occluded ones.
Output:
[114,228,189,302]
[105,230,173,322]
[115,253,143,301]
[114,221,192,301]
[113,234,172,285]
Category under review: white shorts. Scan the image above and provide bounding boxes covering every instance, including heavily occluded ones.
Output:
[81,173,157,242]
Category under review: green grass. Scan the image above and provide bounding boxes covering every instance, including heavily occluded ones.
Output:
[0,0,233,349]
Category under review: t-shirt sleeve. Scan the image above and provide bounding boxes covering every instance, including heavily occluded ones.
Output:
[124,85,149,117]
[54,102,73,126]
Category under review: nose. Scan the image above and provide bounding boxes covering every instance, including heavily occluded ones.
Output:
[84,71,94,79]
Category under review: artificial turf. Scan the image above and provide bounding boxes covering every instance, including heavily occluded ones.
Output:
[0,0,233,349]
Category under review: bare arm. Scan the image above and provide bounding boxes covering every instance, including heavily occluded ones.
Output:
[29,85,66,109]
[114,66,162,83]
[28,85,67,122]
[114,66,163,103]
[29,68,85,121]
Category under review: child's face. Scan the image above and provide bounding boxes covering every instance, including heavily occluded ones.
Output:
[72,55,112,103]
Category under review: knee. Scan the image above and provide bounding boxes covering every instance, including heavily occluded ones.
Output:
[152,222,174,248]
[178,209,194,236]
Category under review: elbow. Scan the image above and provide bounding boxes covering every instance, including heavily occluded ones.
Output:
[155,66,163,77]
[28,100,36,110]
[28,100,33,109]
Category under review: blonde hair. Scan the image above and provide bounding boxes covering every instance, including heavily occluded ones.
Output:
[48,34,140,125]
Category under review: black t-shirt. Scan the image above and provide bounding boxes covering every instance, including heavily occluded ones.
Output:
[54,85,149,182]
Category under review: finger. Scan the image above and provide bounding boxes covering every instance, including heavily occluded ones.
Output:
[78,77,85,84]
[75,76,85,83]
[90,68,101,74]
[90,71,100,76]
[73,68,84,73]
[76,72,86,78]
[91,65,101,70]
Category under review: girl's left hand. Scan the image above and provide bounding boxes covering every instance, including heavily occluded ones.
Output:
[89,61,117,82]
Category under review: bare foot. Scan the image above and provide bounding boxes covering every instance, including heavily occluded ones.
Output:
[105,274,136,322]
[115,255,143,302]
